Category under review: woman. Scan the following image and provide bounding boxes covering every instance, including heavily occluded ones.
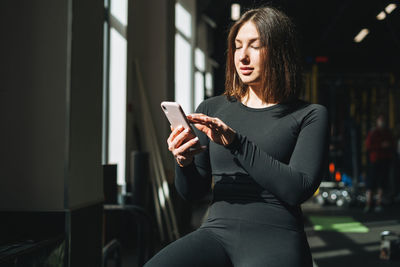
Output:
[145,6,328,267]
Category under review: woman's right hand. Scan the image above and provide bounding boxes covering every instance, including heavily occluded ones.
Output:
[167,125,206,167]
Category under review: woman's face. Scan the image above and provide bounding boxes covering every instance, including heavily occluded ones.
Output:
[234,21,262,87]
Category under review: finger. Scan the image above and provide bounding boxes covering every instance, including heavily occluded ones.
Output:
[193,123,212,135]
[173,137,199,156]
[207,119,220,131]
[170,125,174,131]
[188,118,206,125]
[187,114,209,123]
[193,123,206,130]
[187,113,205,119]
[187,116,202,123]
[167,125,184,148]
[175,154,188,167]
[170,128,191,150]
[210,117,222,126]
[213,119,224,131]
[198,116,218,127]
[171,125,184,137]
[175,146,204,163]
[190,117,214,127]
[201,117,224,132]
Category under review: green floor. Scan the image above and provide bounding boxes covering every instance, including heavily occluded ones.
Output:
[309,215,369,233]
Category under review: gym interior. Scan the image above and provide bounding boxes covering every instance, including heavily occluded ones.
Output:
[1,0,400,266]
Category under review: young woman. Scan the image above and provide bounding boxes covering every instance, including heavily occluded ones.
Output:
[145,6,328,267]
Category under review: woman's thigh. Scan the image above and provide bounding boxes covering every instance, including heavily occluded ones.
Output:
[144,228,232,267]
[232,222,312,267]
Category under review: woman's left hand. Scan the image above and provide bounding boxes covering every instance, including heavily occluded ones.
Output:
[187,113,236,147]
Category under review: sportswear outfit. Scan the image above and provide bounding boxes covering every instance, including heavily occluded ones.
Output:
[145,95,329,267]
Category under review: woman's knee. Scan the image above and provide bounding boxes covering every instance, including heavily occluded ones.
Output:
[144,229,231,267]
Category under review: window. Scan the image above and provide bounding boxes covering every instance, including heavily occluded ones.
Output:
[103,0,128,186]
[175,33,192,114]
[194,48,205,109]
[175,2,194,113]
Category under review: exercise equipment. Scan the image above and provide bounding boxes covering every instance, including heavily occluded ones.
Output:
[380,231,400,260]
[314,181,352,207]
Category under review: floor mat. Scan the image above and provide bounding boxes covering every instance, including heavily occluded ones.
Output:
[309,216,369,233]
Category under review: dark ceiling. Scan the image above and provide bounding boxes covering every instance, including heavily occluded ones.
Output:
[198,0,400,74]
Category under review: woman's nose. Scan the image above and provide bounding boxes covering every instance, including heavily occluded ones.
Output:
[239,48,249,62]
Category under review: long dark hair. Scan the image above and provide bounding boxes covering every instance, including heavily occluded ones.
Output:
[224,6,302,104]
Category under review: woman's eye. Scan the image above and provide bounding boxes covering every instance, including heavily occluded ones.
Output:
[235,46,242,49]
[251,46,260,49]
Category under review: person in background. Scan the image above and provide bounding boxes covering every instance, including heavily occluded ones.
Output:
[364,114,395,212]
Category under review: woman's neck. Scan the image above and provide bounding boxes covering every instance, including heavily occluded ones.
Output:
[241,86,277,108]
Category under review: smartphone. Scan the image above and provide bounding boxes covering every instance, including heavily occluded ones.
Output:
[160,101,200,147]
[161,101,192,129]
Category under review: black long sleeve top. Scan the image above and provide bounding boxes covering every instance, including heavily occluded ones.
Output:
[174,95,329,230]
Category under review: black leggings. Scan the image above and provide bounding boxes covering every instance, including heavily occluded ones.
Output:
[366,160,391,190]
[144,217,312,267]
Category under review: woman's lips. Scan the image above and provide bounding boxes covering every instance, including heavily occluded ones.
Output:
[240,67,253,75]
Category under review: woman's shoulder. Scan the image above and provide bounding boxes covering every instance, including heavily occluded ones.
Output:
[285,99,328,124]
[289,99,327,114]
[304,102,328,116]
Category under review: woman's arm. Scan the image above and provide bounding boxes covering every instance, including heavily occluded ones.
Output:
[226,106,329,206]
[174,151,212,202]
[174,104,212,202]
[189,105,329,206]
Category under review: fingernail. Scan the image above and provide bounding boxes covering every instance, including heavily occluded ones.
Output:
[194,137,199,141]
[184,128,189,133]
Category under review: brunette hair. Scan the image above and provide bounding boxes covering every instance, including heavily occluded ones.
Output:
[224,6,302,103]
